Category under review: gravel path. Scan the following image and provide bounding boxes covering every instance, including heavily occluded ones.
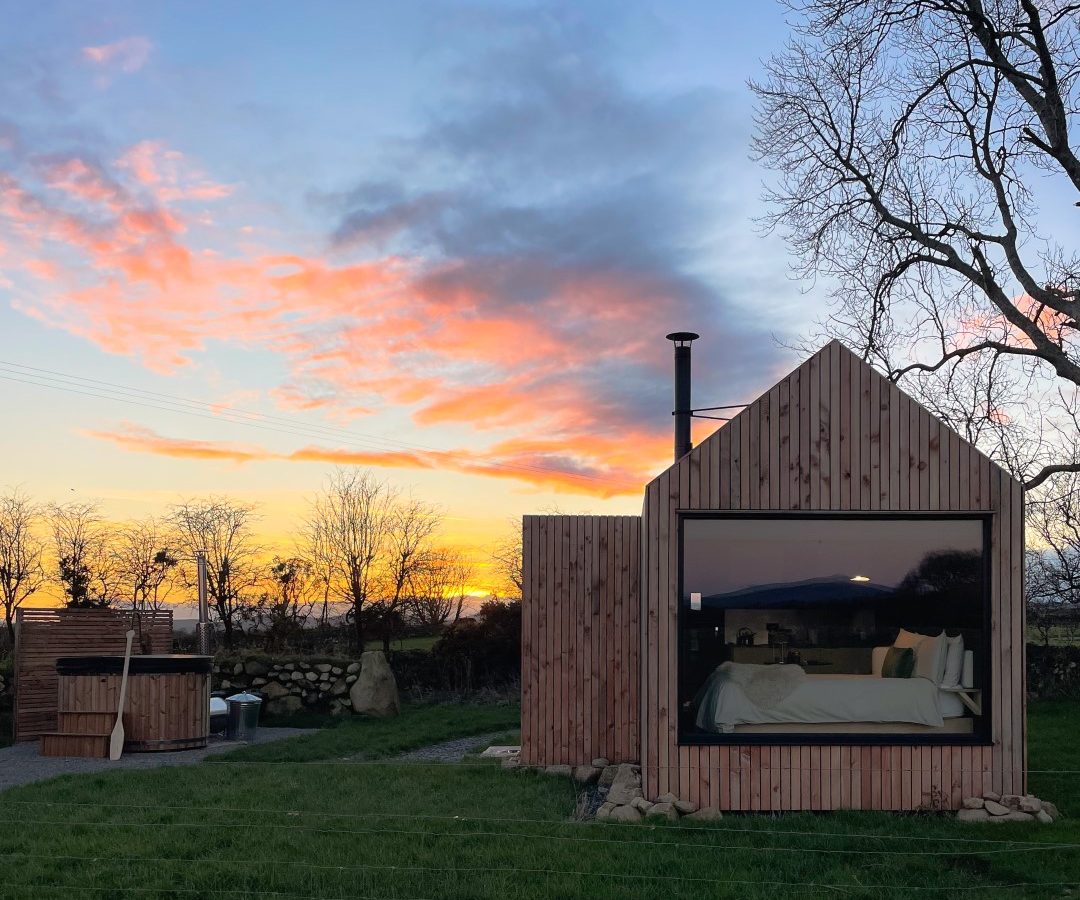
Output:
[393,731,511,762]
[0,727,317,793]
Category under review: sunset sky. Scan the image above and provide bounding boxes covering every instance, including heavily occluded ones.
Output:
[0,2,811,596]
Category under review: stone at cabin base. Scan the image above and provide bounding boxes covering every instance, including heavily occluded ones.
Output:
[645,801,678,822]
[606,764,643,805]
[609,805,643,824]
[683,807,723,822]
[595,802,616,821]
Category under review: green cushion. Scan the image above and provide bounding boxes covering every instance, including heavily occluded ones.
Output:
[881,646,915,679]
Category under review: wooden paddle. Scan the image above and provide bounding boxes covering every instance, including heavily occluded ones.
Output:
[109,629,135,761]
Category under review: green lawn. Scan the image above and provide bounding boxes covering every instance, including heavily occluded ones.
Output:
[0,701,1077,898]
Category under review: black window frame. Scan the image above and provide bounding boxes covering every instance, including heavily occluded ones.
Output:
[676,510,994,747]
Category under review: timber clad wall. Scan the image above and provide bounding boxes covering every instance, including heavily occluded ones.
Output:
[521,515,640,766]
[521,341,1025,810]
[642,341,1025,810]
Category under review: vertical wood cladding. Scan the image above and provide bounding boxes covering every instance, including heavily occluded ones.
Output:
[521,515,640,765]
[641,341,1024,810]
[521,340,1024,810]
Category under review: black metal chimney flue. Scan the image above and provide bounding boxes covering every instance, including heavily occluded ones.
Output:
[666,331,699,461]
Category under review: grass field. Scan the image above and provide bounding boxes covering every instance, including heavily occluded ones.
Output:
[366,634,440,652]
[0,701,1076,898]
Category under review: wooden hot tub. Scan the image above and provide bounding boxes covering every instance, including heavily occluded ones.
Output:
[55,655,212,752]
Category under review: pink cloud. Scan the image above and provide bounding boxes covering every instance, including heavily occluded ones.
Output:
[1,138,682,493]
[82,36,153,74]
[115,141,234,203]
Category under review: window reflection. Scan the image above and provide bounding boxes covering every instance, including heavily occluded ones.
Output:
[679,517,987,741]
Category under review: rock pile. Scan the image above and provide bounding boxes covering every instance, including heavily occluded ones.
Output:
[509,758,722,824]
[956,791,1061,824]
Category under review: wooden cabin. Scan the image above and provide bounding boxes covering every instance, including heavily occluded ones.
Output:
[521,339,1025,811]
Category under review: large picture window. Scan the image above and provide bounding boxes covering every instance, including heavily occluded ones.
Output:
[679,514,990,744]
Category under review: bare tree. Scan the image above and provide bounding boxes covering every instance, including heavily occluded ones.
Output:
[49,501,116,607]
[408,548,473,628]
[491,521,523,598]
[306,516,336,627]
[753,0,1080,492]
[0,488,46,640]
[374,497,442,651]
[113,517,179,612]
[306,470,396,651]
[1026,473,1080,644]
[170,498,261,647]
[254,556,317,650]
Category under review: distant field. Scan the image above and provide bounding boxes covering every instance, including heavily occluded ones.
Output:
[1044,626,1080,647]
[367,634,440,652]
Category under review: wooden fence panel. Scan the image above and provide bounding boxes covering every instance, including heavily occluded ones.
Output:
[14,608,173,741]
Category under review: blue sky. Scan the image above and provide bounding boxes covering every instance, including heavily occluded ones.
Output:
[0,1,811,586]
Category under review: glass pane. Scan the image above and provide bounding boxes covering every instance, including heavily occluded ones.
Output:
[679,517,987,741]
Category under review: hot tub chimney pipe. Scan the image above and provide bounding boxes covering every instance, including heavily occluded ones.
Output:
[195,549,211,656]
[666,331,699,462]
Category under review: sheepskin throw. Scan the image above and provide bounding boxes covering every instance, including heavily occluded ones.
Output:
[718,661,806,708]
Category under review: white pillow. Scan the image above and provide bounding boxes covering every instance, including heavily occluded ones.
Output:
[894,628,947,683]
[942,634,964,686]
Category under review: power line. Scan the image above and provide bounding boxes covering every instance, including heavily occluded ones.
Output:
[0,361,640,491]
[0,883,419,900]
[0,850,1072,893]
[2,800,1072,848]
[0,819,1070,857]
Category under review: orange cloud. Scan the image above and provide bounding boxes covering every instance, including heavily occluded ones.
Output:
[83,425,271,464]
[83,424,649,498]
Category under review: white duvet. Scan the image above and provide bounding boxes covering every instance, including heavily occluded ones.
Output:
[694,669,955,733]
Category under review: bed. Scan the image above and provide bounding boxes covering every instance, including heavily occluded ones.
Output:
[693,666,967,734]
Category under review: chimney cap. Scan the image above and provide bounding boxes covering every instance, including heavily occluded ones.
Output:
[666,331,699,347]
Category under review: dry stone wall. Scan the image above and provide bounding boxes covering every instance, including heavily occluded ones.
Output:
[213,657,360,716]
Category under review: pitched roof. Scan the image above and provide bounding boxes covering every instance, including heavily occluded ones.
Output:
[649,339,1016,505]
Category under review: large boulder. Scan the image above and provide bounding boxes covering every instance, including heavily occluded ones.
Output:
[349,650,400,717]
